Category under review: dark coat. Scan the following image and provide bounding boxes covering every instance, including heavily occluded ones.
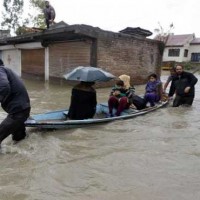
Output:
[0,65,30,114]
[68,83,97,120]
[169,71,198,97]
[43,5,56,20]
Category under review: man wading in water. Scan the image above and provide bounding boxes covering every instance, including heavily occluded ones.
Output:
[168,65,198,107]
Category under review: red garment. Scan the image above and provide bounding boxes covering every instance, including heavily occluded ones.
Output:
[108,96,129,116]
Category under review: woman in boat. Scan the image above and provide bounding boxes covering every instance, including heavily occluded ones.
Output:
[144,73,163,107]
[68,81,97,120]
[108,75,134,117]
[119,74,146,110]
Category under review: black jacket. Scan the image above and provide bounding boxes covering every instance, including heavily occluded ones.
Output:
[68,84,97,120]
[169,71,198,97]
[0,65,30,114]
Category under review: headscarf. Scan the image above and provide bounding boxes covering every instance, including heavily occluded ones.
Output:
[119,74,131,89]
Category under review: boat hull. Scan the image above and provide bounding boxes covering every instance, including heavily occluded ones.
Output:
[25,102,168,129]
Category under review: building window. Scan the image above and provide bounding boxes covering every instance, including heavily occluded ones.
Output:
[184,49,188,57]
[191,53,200,62]
[168,49,180,57]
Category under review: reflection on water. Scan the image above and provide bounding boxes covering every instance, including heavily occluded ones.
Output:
[0,72,200,200]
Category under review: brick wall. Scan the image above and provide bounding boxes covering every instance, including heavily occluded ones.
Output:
[97,35,162,85]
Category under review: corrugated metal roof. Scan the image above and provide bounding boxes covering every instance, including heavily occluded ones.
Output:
[190,38,200,44]
[166,34,194,46]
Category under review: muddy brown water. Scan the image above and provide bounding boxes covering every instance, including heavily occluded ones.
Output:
[0,71,200,200]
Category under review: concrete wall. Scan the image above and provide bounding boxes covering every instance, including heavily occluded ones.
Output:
[1,49,21,76]
[163,46,190,63]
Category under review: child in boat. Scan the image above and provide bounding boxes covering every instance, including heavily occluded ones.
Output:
[108,79,130,116]
[144,73,163,107]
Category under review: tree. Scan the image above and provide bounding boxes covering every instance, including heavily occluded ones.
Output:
[154,22,174,44]
[1,0,24,34]
[28,0,46,28]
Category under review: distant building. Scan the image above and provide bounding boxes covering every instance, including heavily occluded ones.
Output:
[162,34,195,63]
[159,33,200,65]
[0,21,163,85]
[0,30,11,39]
[190,38,200,62]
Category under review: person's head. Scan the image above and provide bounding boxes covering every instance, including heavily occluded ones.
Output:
[80,81,95,87]
[45,1,50,7]
[115,80,124,88]
[0,59,4,66]
[169,66,176,76]
[148,73,157,82]
[119,74,131,89]
[175,65,184,75]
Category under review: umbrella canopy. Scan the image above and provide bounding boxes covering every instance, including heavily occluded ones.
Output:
[63,66,115,82]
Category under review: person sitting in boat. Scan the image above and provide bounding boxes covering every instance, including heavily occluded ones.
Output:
[68,81,97,120]
[108,78,132,117]
[118,74,136,108]
[119,74,147,110]
[144,73,163,107]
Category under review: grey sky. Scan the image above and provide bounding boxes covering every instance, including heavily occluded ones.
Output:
[2,0,200,37]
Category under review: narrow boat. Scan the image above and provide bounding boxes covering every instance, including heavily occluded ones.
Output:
[25,101,168,130]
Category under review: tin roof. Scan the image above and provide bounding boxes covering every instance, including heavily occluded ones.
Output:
[190,38,200,45]
[165,34,194,47]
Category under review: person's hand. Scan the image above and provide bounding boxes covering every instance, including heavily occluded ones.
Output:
[184,87,191,93]
[113,91,120,96]
[129,104,136,109]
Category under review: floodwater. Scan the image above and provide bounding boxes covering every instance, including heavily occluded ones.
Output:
[0,71,200,200]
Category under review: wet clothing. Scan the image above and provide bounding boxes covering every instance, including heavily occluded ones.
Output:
[68,83,97,120]
[144,80,162,107]
[0,108,30,142]
[43,5,56,28]
[169,71,198,107]
[0,65,31,143]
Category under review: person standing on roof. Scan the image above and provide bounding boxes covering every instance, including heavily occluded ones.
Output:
[43,1,56,29]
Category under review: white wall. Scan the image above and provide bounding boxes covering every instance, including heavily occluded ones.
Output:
[163,46,190,62]
[0,42,43,76]
[2,49,21,76]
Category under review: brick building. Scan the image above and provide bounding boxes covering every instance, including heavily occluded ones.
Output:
[0,22,164,86]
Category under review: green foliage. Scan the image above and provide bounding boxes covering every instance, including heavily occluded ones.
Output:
[1,0,46,35]
[181,62,193,70]
[15,25,28,35]
[29,0,46,28]
[1,0,24,34]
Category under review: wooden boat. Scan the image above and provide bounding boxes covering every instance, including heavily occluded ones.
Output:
[25,101,168,130]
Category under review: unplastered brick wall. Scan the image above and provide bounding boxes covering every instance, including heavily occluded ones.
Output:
[97,35,162,85]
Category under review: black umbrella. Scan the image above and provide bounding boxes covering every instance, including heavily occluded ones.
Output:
[63,66,115,82]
